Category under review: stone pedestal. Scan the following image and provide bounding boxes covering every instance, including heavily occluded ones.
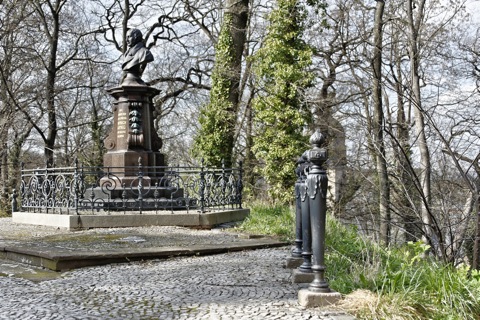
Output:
[286,257,303,269]
[102,84,165,187]
[298,288,342,307]
[292,269,314,284]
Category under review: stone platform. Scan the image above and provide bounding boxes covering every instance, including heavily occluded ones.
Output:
[0,237,285,271]
[1,212,286,272]
[0,217,356,318]
[12,208,249,230]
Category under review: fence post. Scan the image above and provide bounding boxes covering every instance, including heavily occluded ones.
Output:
[74,158,79,215]
[288,154,308,270]
[221,159,226,210]
[238,161,243,209]
[122,183,127,214]
[199,159,206,213]
[18,162,25,212]
[44,161,50,214]
[137,157,143,214]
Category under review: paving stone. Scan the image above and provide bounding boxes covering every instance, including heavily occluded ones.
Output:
[0,218,356,319]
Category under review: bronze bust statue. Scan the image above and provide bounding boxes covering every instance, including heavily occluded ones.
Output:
[121,28,154,85]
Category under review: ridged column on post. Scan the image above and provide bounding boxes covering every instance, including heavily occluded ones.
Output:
[287,154,308,269]
[293,156,305,257]
[298,151,312,273]
[298,130,342,308]
[306,130,330,292]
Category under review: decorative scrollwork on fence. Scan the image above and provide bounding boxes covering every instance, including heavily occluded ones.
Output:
[18,162,243,215]
[20,169,78,213]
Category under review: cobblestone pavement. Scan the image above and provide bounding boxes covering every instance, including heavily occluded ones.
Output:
[0,247,354,320]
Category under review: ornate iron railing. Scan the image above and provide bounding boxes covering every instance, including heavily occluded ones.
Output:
[14,160,243,215]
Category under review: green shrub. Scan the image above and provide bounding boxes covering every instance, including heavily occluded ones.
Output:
[326,221,480,319]
[372,243,480,319]
[325,216,386,294]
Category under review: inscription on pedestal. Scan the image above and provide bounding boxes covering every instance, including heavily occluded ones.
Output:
[118,111,128,138]
[104,85,165,171]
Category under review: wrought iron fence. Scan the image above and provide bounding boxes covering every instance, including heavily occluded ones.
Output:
[14,160,243,215]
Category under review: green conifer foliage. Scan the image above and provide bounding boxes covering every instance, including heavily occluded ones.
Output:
[252,0,314,203]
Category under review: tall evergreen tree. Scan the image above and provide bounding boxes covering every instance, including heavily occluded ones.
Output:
[252,0,315,203]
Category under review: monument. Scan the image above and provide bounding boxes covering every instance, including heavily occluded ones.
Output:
[12,27,248,229]
[103,28,165,189]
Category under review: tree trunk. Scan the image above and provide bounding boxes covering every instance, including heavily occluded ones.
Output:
[8,129,32,204]
[390,31,421,242]
[372,0,390,245]
[223,0,250,168]
[474,191,480,269]
[41,0,62,167]
[406,0,436,250]
[243,82,256,191]
[0,19,15,213]
[90,93,105,168]
[194,0,250,168]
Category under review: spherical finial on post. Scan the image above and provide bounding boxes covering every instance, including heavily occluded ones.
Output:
[309,129,326,148]
[307,130,328,168]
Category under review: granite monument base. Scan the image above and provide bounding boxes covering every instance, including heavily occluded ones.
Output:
[12,209,250,230]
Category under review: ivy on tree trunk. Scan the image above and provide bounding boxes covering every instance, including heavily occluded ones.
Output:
[193,0,249,168]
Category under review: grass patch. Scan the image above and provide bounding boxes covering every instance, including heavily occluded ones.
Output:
[236,202,295,241]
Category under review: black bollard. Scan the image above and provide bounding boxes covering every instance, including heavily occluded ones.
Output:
[306,130,331,293]
[298,151,312,273]
[292,157,305,258]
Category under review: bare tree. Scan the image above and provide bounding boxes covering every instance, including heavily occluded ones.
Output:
[372,0,390,245]
[0,0,37,212]
[404,0,438,250]
[12,0,101,167]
